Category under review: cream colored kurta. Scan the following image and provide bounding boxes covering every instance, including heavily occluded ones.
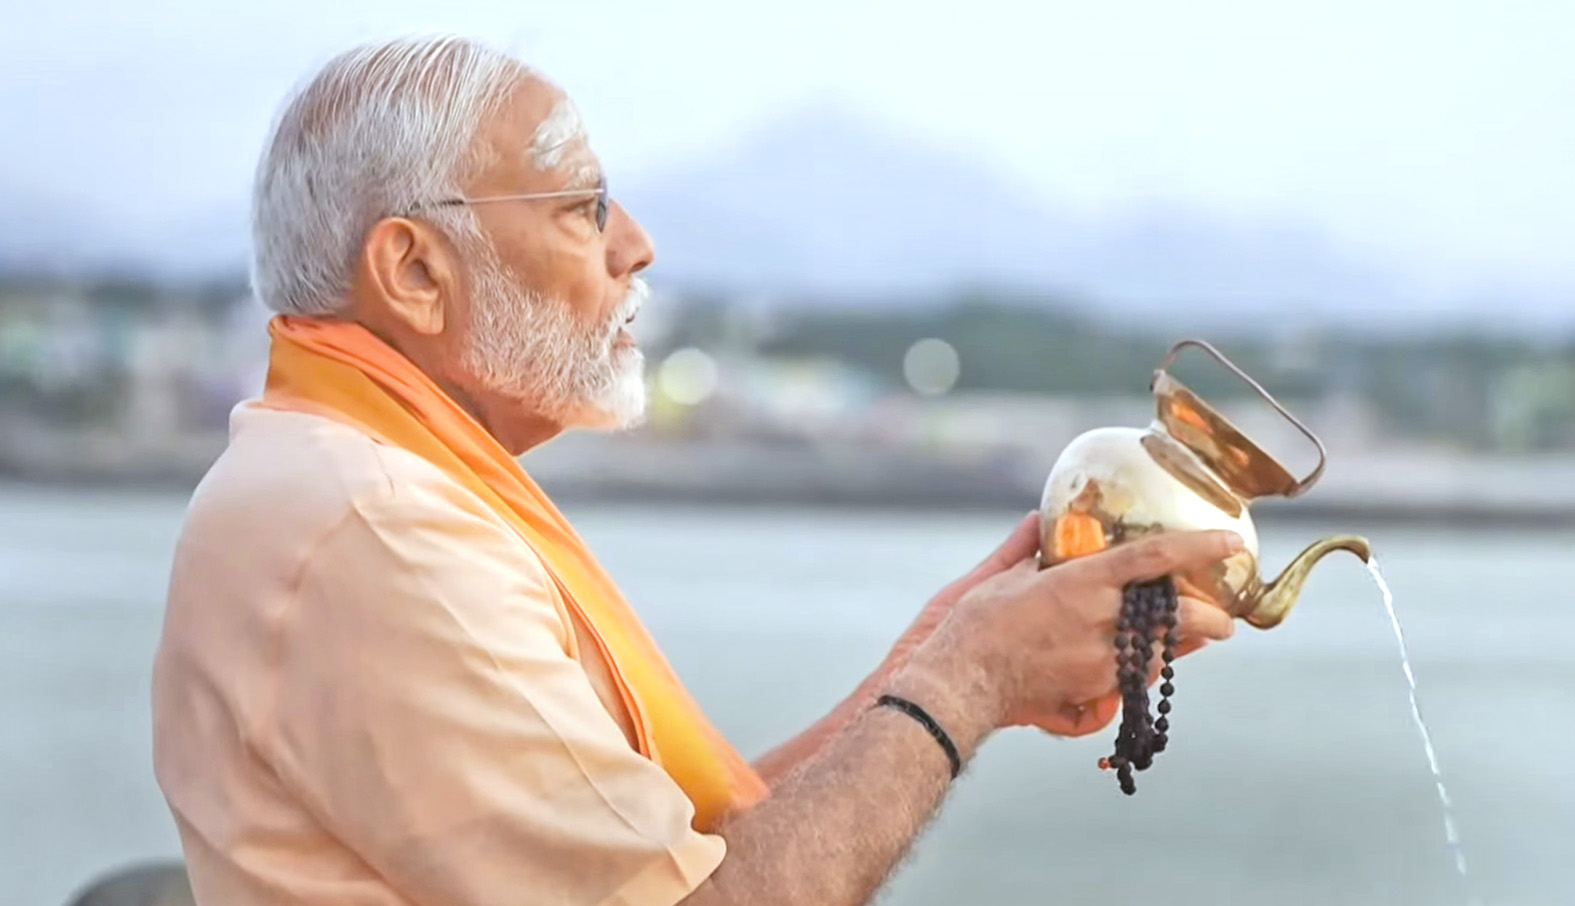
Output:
[152,403,724,906]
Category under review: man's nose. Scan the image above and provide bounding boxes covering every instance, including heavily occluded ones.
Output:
[606,201,655,276]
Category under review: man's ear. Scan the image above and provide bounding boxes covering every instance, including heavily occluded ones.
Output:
[361,217,458,336]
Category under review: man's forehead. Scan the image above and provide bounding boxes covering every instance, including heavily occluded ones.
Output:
[520,82,600,187]
[477,77,600,189]
[534,99,602,191]
[530,96,586,171]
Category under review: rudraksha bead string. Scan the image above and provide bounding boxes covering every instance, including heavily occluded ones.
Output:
[1098,577,1180,795]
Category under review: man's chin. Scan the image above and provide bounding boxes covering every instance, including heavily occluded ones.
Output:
[565,375,648,433]
[571,401,647,433]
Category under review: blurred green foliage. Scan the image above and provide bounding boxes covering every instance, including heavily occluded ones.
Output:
[662,293,1575,452]
[4,277,1574,451]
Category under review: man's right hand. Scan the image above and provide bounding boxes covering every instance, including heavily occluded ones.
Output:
[890,530,1244,746]
[686,527,1245,906]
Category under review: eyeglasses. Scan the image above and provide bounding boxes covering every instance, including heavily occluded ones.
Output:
[405,178,610,232]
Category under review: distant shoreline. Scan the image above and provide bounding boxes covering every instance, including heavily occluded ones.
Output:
[6,464,1575,531]
[6,422,1575,529]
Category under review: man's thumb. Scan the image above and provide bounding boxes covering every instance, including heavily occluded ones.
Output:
[982,511,1042,574]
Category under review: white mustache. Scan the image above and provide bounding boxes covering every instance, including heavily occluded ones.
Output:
[618,278,648,323]
[605,278,649,340]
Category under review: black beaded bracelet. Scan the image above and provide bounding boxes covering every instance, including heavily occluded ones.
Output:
[874,694,962,779]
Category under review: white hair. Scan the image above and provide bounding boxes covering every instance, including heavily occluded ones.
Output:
[250,35,531,317]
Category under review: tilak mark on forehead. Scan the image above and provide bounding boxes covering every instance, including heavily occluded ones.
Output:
[530,98,587,172]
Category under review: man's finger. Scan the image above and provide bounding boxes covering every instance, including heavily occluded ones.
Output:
[914,514,1042,633]
[1130,598,1229,683]
[974,511,1042,577]
[1176,594,1234,642]
[1087,530,1244,586]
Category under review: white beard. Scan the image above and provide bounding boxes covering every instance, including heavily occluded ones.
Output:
[458,233,648,430]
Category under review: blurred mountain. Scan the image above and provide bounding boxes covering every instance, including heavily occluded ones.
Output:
[0,180,249,280]
[620,102,1570,329]
[618,104,1082,299]
[0,184,113,275]
[1,104,1569,330]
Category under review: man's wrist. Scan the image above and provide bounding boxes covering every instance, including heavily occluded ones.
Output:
[885,645,998,765]
[871,694,963,778]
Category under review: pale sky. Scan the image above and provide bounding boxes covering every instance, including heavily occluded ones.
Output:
[3,0,1572,294]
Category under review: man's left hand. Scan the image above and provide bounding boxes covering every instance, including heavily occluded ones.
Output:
[895,512,1228,739]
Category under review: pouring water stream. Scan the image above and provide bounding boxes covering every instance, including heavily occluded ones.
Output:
[1365,556,1480,905]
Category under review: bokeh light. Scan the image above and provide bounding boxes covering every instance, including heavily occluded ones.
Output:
[903,337,960,396]
[658,347,719,406]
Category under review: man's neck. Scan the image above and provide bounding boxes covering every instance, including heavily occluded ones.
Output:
[356,318,564,457]
[461,389,564,457]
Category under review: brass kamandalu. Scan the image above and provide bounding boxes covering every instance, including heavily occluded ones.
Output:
[1039,339,1370,629]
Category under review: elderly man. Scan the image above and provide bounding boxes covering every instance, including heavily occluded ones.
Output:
[151,35,1241,906]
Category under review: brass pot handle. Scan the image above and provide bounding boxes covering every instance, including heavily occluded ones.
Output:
[1153,338,1328,497]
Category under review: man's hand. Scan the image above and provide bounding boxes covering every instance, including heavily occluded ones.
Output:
[891,529,1242,746]
[1018,596,1223,738]
[903,516,1232,739]
[884,511,1042,674]
[750,512,1042,785]
[689,526,1243,906]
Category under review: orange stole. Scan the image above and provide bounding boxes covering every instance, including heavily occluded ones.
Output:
[261,316,767,830]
